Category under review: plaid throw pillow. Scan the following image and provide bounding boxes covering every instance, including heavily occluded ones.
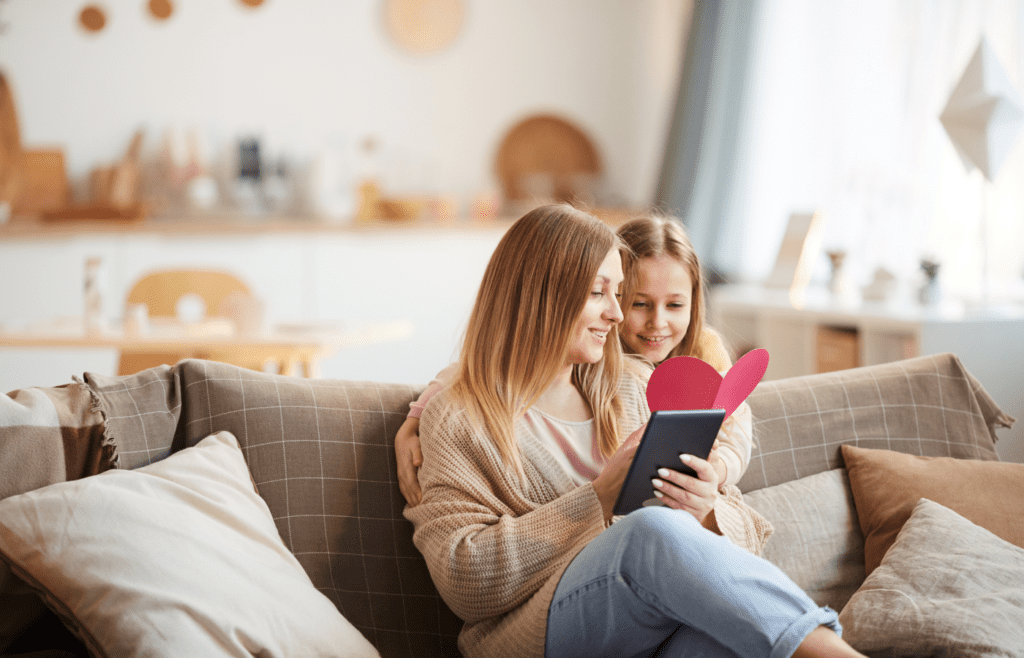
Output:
[86,359,464,658]
[738,352,1011,493]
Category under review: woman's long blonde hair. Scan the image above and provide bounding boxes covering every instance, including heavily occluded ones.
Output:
[616,213,725,368]
[448,204,631,476]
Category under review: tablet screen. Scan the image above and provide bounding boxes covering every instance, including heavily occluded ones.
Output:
[612,409,725,516]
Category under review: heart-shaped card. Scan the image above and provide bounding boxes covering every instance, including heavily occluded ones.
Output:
[646,348,769,418]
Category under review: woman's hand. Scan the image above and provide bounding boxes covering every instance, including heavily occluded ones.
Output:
[651,452,721,525]
[395,417,424,506]
[591,423,647,522]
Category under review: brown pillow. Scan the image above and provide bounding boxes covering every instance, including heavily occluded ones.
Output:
[841,444,1024,575]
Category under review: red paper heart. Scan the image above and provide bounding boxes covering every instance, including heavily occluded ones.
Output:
[646,348,769,418]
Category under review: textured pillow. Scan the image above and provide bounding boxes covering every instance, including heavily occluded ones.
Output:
[743,468,865,612]
[0,431,380,658]
[839,498,1024,655]
[841,444,1024,575]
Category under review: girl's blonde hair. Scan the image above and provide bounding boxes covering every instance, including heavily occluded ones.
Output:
[617,214,751,448]
[616,213,727,366]
[448,204,632,476]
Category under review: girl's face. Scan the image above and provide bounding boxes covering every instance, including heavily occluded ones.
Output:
[621,255,693,364]
[565,248,625,366]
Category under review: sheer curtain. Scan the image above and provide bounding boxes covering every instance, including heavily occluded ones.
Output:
[712,0,1024,303]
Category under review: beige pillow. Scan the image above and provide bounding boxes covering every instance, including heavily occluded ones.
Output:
[0,431,380,658]
[841,444,1024,575]
[744,468,865,612]
[839,498,1024,654]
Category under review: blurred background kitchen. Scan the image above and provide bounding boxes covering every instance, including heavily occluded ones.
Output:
[1,1,1023,459]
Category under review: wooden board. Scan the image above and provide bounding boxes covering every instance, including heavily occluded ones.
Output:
[0,72,23,207]
[13,149,68,214]
[494,114,602,203]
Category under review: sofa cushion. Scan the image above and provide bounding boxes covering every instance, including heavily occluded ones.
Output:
[0,381,115,652]
[84,359,463,658]
[839,498,1024,655]
[0,431,380,658]
[841,443,1024,575]
[83,365,183,469]
[738,353,1012,493]
[743,468,864,612]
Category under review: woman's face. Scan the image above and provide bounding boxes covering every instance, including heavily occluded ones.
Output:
[565,248,625,366]
[621,255,693,364]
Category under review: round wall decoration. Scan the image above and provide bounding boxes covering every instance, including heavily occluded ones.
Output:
[383,0,464,56]
[147,0,174,20]
[79,4,107,32]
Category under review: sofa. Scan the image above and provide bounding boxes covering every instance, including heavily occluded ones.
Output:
[0,353,1021,657]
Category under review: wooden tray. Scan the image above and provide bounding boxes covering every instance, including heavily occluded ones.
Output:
[41,203,147,222]
[494,114,602,203]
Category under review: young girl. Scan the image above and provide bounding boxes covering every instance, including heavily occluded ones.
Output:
[405,204,862,657]
[396,212,752,506]
[615,213,754,491]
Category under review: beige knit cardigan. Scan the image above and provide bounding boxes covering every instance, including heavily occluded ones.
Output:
[405,371,773,658]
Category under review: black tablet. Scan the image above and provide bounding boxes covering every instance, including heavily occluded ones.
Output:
[612,408,726,516]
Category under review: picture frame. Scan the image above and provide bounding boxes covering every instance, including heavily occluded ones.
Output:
[764,210,825,306]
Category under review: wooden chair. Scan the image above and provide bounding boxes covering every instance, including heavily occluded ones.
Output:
[117,269,257,375]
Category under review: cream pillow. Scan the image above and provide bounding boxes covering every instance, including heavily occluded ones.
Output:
[0,431,380,658]
[744,468,865,612]
[839,498,1024,655]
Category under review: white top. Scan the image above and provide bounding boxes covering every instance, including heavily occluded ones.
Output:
[521,407,603,486]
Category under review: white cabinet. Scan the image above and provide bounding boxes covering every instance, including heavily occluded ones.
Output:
[709,284,1024,464]
[0,220,508,393]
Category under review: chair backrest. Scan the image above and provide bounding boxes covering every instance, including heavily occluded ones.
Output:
[125,269,250,319]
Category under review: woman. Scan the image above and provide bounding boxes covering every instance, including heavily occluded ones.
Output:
[396,212,751,506]
[405,204,863,657]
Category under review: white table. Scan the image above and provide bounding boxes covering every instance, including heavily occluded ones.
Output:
[0,317,415,378]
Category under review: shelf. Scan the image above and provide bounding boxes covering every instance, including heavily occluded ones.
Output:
[0,213,517,240]
[0,206,638,241]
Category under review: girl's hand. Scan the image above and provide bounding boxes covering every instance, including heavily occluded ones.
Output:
[651,452,720,524]
[395,417,424,506]
[591,423,647,522]
[707,440,728,485]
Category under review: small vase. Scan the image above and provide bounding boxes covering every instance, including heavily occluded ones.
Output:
[918,259,941,306]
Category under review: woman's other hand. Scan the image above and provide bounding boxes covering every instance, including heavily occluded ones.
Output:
[591,423,647,522]
[395,417,424,506]
[651,453,720,525]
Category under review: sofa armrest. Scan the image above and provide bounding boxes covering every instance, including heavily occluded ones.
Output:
[737,353,1014,493]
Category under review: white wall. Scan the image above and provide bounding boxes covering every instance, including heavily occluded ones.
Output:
[0,0,690,391]
[0,0,688,208]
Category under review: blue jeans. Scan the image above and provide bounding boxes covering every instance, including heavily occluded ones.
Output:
[545,507,840,658]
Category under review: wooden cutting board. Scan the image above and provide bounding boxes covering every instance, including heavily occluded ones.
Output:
[0,72,23,207]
